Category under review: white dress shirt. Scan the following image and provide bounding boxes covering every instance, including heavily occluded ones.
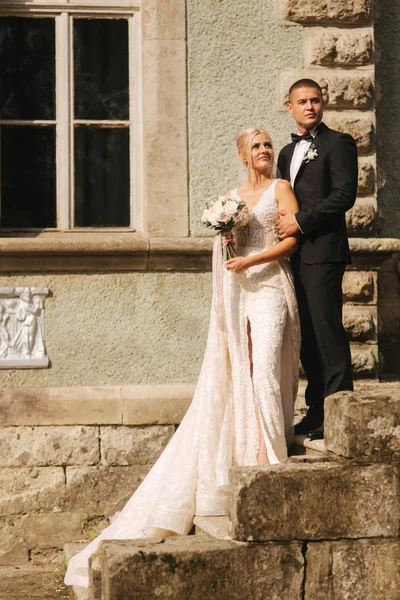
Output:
[289,126,317,187]
[289,126,317,233]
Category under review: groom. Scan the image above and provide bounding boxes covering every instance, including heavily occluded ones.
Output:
[277,78,358,439]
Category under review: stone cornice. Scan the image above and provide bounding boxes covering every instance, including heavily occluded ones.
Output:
[0,383,193,426]
[349,238,400,254]
[0,234,398,272]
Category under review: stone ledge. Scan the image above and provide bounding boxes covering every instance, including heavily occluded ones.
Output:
[0,234,213,272]
[350,238,400,255]
[148,237,214,271]
[0,384,194,426]
[0,235,399,272]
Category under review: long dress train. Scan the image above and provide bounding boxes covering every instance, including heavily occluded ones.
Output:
[65,179,300,587]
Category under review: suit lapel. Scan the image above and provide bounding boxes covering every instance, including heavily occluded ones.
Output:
[311,122,328,151]
[294,122,328,186]
[282,143,297,180]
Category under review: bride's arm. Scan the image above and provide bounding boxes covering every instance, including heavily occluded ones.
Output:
[226,180,299,274]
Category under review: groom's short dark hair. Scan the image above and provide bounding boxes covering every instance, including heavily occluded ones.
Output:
[289,79,323,99]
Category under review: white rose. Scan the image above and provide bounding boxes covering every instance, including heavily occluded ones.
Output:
[212,199,224,215]
[205,206,220,226]
[224,199,239,215]
[201,208,211,222]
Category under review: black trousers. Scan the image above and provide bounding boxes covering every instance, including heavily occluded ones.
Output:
[291,255,353,409]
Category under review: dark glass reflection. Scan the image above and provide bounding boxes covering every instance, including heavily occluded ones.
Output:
[1,126,56,227]
[0,17,55,120]
[74,127,130,227]
[74,19,129,120]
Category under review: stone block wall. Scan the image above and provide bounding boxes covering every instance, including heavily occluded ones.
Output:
[279,0,400,378]
[0,422,174,566]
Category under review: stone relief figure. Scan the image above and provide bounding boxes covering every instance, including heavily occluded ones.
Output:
[0,287,49,367]
[11,291,45,358]
[0,305,10,358]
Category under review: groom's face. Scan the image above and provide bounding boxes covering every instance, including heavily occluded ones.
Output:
[287,87,324,133]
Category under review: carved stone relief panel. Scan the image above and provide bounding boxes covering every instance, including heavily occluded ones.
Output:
[0,287,49,368]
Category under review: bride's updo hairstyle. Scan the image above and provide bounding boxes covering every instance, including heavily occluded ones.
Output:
[236,127,275,179]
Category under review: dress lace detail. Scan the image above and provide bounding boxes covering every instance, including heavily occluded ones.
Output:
[64,178,300,589]
[234,183,281,249]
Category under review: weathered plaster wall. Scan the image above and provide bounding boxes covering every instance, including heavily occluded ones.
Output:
[375,0,400,238]
[0,273,211,389]
[187,0,304,235]
[0,267,380,388]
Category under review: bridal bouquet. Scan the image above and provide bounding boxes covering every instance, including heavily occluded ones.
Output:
[202,196,249,259]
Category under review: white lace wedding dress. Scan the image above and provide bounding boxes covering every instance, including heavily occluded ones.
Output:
[65,179,300,588]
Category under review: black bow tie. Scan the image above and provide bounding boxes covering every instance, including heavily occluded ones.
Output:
[291,132,314,144]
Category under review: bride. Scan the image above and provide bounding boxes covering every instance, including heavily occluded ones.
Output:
[65,127,300,588]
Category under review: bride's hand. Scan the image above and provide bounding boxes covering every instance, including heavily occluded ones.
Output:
[225,257,250,274]
[221,231,235,248]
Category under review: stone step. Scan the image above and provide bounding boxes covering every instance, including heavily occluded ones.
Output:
[64,543,88,600]
[91,536,304,599]
[230,457,398,542]
[290,434,327,456]
[193,515,231,540]
[0,565,69,600]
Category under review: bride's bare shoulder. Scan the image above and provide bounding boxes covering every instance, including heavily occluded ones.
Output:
[275,179,292,193]
[274,179,296,205]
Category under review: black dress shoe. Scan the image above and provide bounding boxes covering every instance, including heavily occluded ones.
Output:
[294,408,323,435]
[307,426,324,441]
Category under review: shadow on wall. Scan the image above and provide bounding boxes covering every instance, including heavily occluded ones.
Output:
[375,0,400,238]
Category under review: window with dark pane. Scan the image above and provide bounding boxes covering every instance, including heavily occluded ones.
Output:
[1,126,56,228]
[74,127,130,227]
[0,17,55,120]
[74,19,129,120]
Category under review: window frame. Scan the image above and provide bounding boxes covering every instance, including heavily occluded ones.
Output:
[0,3,142,232]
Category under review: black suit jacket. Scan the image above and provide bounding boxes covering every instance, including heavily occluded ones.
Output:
[277,122,358,264]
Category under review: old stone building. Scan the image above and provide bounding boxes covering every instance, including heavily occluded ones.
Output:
[0,0,399,598]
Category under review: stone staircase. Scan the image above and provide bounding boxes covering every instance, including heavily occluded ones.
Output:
[0,381,397,598]
[68,384,400,600]
[0,564,70,600]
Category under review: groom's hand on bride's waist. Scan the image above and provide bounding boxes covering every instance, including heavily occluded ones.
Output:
[277,209,302,239]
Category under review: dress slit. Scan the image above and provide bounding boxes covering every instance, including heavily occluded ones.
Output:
[246,316,271,465]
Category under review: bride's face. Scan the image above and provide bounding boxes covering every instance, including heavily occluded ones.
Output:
[249,133,274,173]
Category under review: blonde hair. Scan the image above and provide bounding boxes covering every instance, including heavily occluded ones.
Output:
[235,127,274,179]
